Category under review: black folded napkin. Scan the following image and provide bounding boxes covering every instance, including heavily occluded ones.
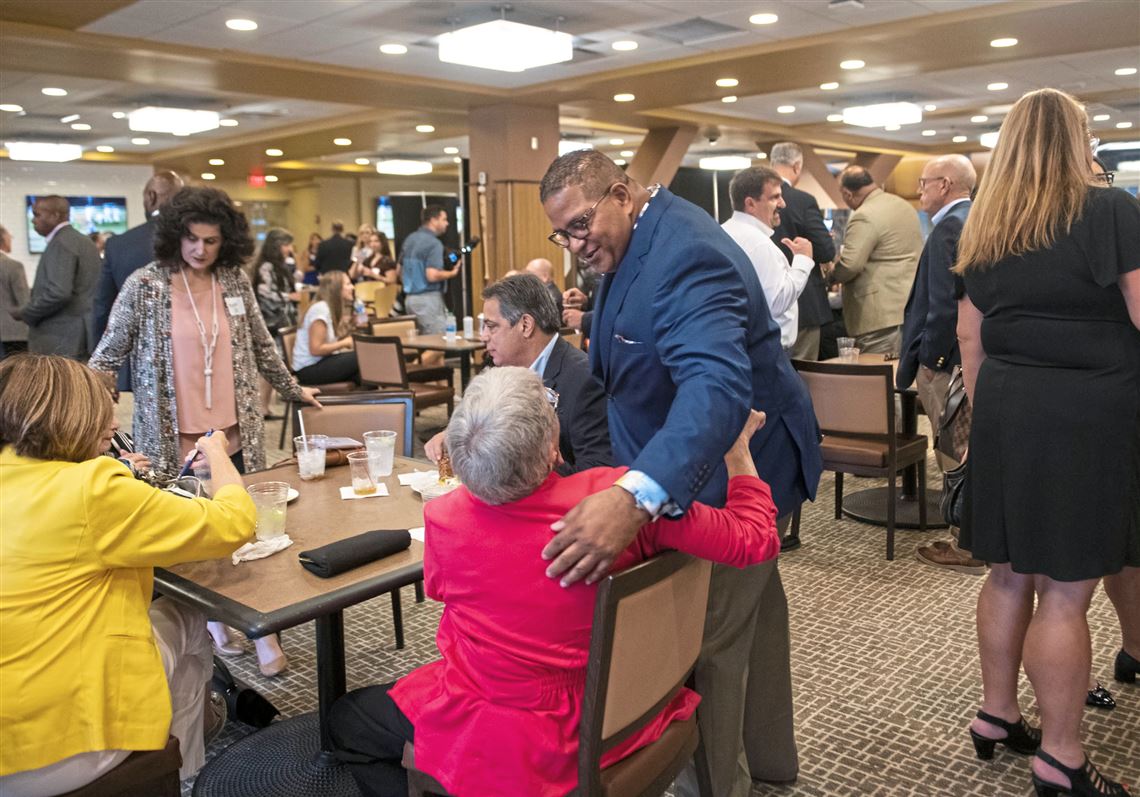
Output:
[298,529,412,578]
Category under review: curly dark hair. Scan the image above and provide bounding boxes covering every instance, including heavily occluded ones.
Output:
[153,186,255,269]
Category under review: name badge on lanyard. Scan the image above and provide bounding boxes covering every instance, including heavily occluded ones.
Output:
[224,296,246,316]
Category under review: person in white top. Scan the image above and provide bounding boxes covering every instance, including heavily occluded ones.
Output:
[721,166,814,351]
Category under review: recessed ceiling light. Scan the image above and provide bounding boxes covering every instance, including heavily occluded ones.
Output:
[1117,121,1134,129]
[990,37,1018,48]
[443,146,459,154]
[225,18,257,31]
[333,137,352,146]
[827,113,844,122]
[131,137,150,145]
[70,123,91,131]
[219,118,239,127]
[0,104,23,113]
[1092,113,1112,121]
[716,78,739,88]
[952,135,968,143]
[208,158,225,166]
[884,124,901,131]
[129,107,219,135]
[839,59,865,70]
[971,115,989,123]
[922,129,937,136]
[749,12,778,25]
[924,104,937,112]
[112,111,126,119]
[201,172,216,180]
[354,157,371,165]
[379,43,408,55]
[375,159,432,176]
[987,82,1009,91]
[843,101,922,128]
[755,152,767,159]
[265,175,279,183]
[820,82,839,91]
[614,159,627,166]
[449,156,460,164]
[612,40,638,51]
[722,95,738,103]
[609,138,625,145]
[42,87,67,96]
[1116,67,1138,76]
[777,105,796,114]
[416,124,435,133]
[620,150,634,157]
[60,114,80,124]
[96,145,115,153]
[265,148,283,156]
[613,93,635,102]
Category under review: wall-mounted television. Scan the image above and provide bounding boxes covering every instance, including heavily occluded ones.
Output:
[25,195,129,254]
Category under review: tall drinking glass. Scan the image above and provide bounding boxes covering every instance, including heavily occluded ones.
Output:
[363,430,397,480]
[247,481,290,541]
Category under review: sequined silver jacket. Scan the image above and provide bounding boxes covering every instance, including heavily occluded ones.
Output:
[89,263,305,478]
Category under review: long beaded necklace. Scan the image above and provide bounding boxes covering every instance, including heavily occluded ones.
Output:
[179,267,220,409]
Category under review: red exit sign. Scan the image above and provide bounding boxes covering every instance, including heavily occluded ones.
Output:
[247,174,267,188]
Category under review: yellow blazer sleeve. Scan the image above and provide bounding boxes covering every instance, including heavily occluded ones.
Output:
[85,460,256,568]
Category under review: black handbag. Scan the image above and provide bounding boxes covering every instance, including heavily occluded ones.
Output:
[940,457,967,527]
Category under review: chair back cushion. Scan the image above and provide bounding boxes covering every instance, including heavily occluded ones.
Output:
[297,392,413,456]
[794,362,891,436]
[354,335,409,387]
[371,319,416,338]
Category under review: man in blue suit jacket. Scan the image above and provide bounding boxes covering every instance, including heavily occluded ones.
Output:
[92,171,183,390]
[540,151,822,795]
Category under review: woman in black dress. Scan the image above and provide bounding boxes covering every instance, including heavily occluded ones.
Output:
[956,88,1140,797]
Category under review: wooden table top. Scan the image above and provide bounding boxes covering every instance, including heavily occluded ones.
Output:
[399,333,485,352]
[157,456,435,636]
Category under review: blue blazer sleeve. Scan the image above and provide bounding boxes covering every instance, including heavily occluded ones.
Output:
[919,212,965,371]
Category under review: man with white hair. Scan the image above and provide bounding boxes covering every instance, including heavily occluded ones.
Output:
[768,142,837,360]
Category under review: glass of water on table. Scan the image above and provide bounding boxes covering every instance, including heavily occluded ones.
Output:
[294,434,328,480]
[363,430,397,480]
[247,481,290,541]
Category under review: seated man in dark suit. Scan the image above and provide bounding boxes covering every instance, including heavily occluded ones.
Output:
[93,170,183,390]
[425,274,612,474]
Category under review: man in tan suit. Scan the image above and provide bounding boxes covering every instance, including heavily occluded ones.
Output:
[829,166,923,354]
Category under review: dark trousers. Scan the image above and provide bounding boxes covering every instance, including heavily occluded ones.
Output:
[294,351,360,386]
[328,682,415,797]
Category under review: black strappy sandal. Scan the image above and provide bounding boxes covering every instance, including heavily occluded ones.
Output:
[1031,749,1131,797]
[969,709,1041,759]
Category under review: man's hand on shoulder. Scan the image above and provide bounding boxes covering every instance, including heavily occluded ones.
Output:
[542,486,649,586]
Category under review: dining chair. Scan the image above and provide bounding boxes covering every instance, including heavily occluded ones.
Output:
[790,359,928,559]
[292,391,423,648]
[276,326,360,447]
[59,737,181,797]
[353,334,454,416]
[403,551,710,797]
[353,280,383,305]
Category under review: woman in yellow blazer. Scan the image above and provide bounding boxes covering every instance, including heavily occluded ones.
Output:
[0,354,256,795]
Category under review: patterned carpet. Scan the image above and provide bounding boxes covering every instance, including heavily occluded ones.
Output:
[112,397,1138,797]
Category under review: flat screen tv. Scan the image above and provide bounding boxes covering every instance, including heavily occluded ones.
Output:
[25,195,129,254]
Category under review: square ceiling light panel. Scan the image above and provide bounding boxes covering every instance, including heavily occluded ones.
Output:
[438,19,573,72]
[128,107,220,136]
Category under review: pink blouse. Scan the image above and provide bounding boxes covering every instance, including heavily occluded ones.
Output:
[170,275,239,458]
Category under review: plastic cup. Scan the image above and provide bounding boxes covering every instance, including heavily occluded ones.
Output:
[347,451,377,496]
[363,430,397,480]
[247,481,290,541]
[840,346,861,361]
[837,337,855,351]
[294,434,328,481]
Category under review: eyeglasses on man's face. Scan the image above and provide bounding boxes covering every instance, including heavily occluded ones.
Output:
[1093,170,1115,186]
[917,175,948,191]
[544,387,560,410]
[548,184,616,248]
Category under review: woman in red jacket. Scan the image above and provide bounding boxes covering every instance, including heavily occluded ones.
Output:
[328,366,781,797]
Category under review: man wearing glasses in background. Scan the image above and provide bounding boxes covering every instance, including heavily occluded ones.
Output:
[539,149,822,796]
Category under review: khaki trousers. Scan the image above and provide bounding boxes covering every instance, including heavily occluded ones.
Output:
[789,327,820,361]
[675,514,798,797]
[914,365,956,473]
[853,325,901,355]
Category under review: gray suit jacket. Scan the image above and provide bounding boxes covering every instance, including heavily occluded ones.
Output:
[22,225,102,357]
[0,252,30,343]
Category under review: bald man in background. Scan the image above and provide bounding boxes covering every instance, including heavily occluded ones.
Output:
[93,170,183,388]
[16,196,101,357]
[525,256,564,314]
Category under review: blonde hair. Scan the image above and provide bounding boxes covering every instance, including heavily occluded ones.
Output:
[0,354,113,462]
[956,88,1096,273]
[316,270,352,337]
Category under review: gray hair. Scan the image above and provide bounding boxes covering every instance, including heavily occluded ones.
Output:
[446,367,557,505]
[729,166,782,212]
[769,142,803,167]
[483,274,560,335]
[540,149,628,203]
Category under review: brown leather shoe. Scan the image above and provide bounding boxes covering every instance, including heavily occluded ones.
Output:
[915,541,986,574]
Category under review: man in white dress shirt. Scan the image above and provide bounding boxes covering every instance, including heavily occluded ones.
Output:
[722,167,814,352]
